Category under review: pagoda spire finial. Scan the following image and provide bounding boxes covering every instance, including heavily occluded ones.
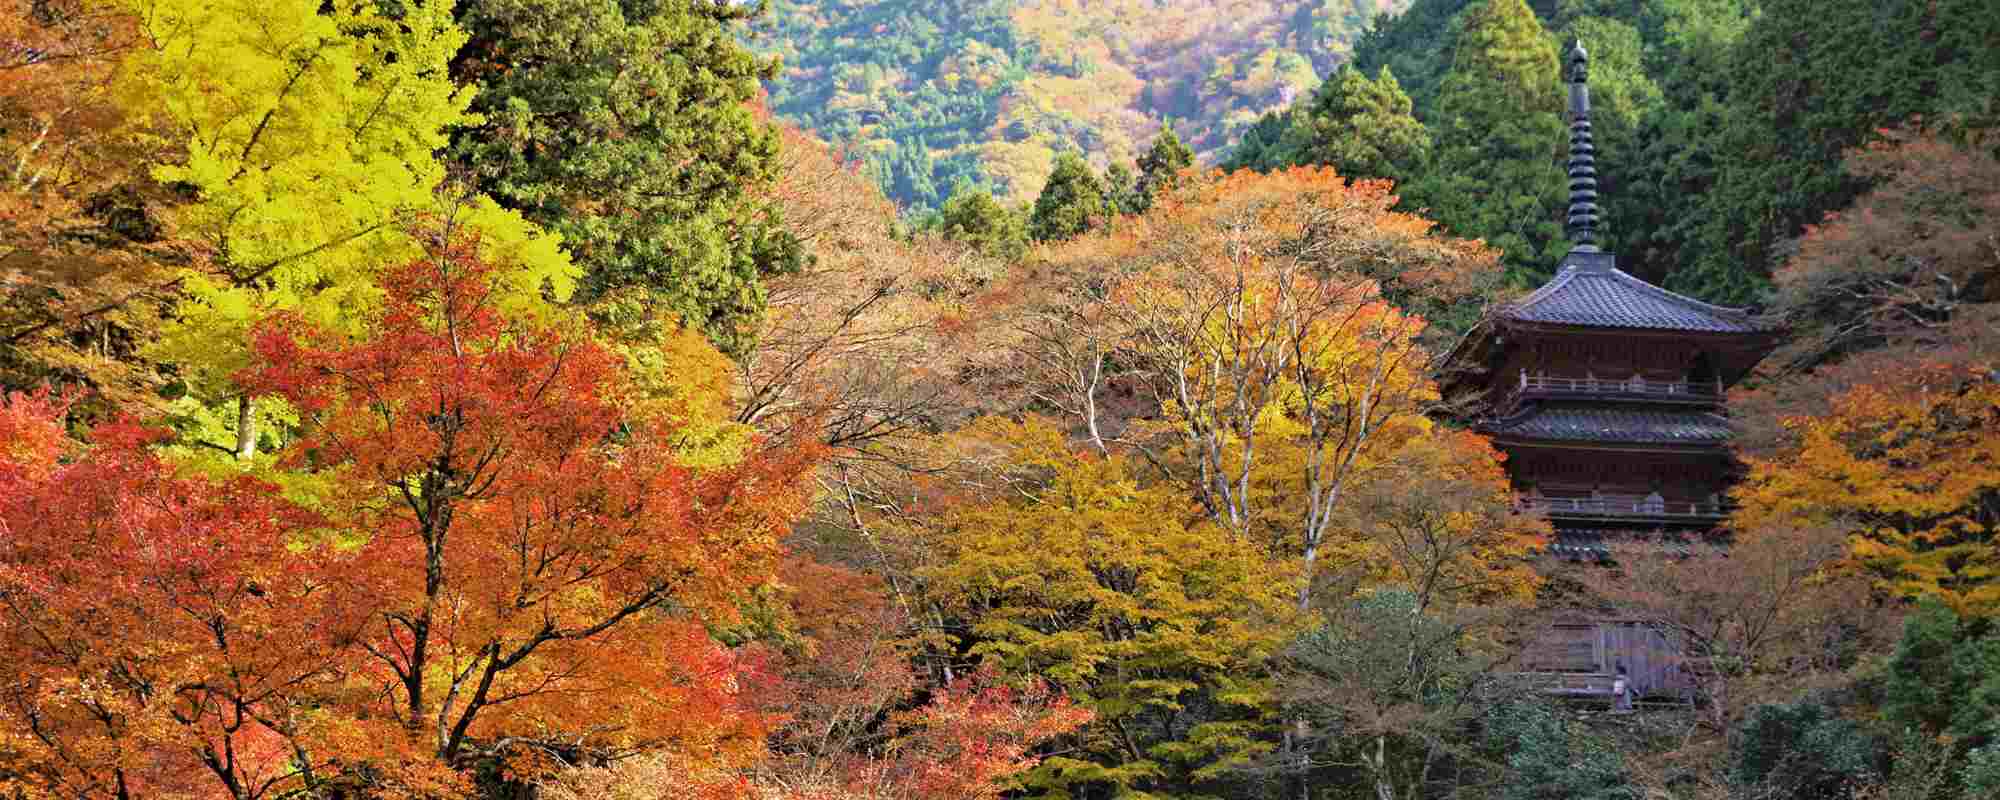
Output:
[1564,39,1600,250]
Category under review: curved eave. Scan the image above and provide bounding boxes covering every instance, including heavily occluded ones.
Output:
[1485,433,1732,454]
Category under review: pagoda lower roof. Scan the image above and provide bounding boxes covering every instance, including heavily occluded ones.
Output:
[1500,249,1772,334]
[1482,405,1733,446]
[1551,529,1712,560]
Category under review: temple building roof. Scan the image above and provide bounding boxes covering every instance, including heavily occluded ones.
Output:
[1499,250,1773,334]
[1481,405,1734,445]
[1551,529,1705,560]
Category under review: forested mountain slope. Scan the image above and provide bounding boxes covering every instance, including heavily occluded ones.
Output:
[1225,0,2000,301]
[747,0,1407,211]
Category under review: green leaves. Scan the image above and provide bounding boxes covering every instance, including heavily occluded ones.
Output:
[448,0,799,356]
[1281,65,1431,182]
[1403,0,1567,284]
[1029,152,1110,242]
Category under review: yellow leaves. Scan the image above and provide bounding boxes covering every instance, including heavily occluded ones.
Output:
[905,416,1294,795]
[917,416,1299,682]
[114,0,574,396]
[616,322,754,467]
[1735,351,2000,615]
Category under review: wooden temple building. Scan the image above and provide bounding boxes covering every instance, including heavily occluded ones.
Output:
[1444,42,1781,702]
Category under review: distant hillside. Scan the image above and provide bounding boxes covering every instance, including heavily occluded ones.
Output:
[747,0,1408,211]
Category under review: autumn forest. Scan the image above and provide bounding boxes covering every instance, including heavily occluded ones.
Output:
[2,0,1998,799]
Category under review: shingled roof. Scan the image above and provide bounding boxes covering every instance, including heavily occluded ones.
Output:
[1500,250,1771,334]
[1481,405,1734,445]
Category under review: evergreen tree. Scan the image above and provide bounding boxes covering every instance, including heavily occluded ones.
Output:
[1103,162,1142,215]
[1484,702,1638,800]
[1134,123,1197,210]
[1029,152,1110,242]
[446,0,803,356]
[889,136,941,211]
[1591,0,1756,285]
[939,183,1030,262]
[1349,0,1473,121]
[1219,108,1303,173]
[1668,0,2000,304]
[1399,0,1568,283]
[1279,64,1431,181]
[1729,702,1882,797]
[1882,600,2000,748]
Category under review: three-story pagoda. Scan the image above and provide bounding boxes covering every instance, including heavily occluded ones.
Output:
[1446,42,1782,559]
[1442,43,1784,699]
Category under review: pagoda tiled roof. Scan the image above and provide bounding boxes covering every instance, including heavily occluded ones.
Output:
[1482,405,1733,445]
[1550,529,1704,560]
[1500,250,1772,334]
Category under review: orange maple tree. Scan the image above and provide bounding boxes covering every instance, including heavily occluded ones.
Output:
[1012,166,1502,608]
[535,555,1088,800]
[1733,129,2000,616]
[0,391,354,800]
[235,228,822,783]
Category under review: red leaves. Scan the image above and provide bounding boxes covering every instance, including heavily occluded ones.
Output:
[3,229,826,796]
[872,668,1089,800]
[235,232,819,775]
[0,392,351,800]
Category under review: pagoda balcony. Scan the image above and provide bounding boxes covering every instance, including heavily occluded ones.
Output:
[1516,494,1731,522]
[1516,372,1723,402]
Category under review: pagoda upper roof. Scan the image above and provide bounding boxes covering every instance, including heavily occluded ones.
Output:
[1499,250,1772,334]
[1481,404,1733,446]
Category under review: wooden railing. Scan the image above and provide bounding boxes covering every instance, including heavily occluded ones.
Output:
[1517,494,1730,519]
[1518,372,1722,399]
[1515,671,1618,697]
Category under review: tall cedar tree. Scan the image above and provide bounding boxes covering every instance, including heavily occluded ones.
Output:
[939,184,1031,262]
[1133,123,1196,212]
[1398,0,1567,284]
[447,0,803,356]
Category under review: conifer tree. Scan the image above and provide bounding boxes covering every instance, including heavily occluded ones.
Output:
[1669,0,2000,304]
[1102,162,1142,215]
[1134,123,1196,210]
[1398,0,1567,283]
[939,184,1030,262]
[1280,65,1431,181]
[1219,109,1303,173]
[1029,152,1110,242]
[446,0,802,356]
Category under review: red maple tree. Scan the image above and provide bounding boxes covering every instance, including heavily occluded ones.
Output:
[0,391,355,800]
[237,230,823,784]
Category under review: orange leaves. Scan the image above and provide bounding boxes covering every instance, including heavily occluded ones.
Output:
[0,228,824,796]
[236,231,820,772]
[867,669,1090,800]
[1738,129,2000,616]
[1735,346,2000,615]
[1008,167,1503,607]
[0,393,353,800]
[0,388,68,477]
